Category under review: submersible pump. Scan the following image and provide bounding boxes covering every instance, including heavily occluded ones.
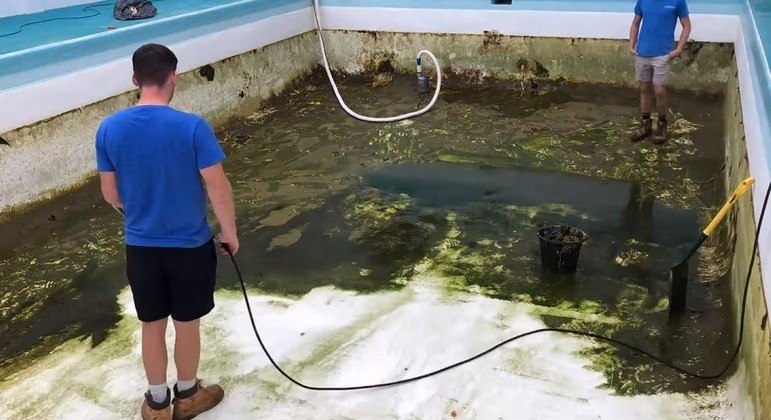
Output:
[417,57,430,95]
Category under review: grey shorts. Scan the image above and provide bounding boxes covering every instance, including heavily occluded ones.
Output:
[635,55,671,85]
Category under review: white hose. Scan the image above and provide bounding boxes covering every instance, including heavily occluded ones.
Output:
[311,0,442,123]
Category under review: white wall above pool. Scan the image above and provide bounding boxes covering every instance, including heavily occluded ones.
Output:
[0,0,96,18]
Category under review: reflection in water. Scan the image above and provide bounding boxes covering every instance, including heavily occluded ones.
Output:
[622,181,656,244]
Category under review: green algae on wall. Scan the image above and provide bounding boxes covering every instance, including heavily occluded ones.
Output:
[721,58,771,419]
[321,31,733,92]
[0,32,320,218]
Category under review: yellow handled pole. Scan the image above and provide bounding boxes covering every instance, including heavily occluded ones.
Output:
[672,176,755,313]
[703,177,755,236]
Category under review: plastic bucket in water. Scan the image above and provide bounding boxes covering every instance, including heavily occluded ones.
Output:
[537,225,588,274]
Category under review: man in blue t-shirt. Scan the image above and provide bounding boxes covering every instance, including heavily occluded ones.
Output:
[95,44,238,420]
[629,0,691,144]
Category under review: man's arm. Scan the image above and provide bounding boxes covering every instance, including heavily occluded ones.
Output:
[96,123,122,209]
[100,171,122,208]
[629,14,642,55]
[671,16,692,58]
[200,163,239,254]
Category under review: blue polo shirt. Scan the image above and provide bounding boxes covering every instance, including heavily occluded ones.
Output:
[95,105,226,248]
[634,0,689,57]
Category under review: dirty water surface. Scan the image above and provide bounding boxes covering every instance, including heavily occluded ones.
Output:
[0,71,741,418]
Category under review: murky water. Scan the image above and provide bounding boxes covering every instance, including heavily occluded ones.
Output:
[0,71,738,417]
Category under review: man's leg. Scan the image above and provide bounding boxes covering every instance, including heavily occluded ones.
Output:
[631,56,654,142]
[640,82,654,116]
[143,318,170,399]
[653,84,668,117]
[167,240,224,418]
[652,56,672,144]
[653,83,669,143]
[173,318,201,390]
[127,245,173,418]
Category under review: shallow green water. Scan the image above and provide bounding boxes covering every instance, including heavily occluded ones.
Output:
[0,71,732,397]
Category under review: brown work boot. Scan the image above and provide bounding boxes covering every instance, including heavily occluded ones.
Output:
[141,389,172,420]
[653,118,668,144]
[630,118,653,142]
[172,380,224,420]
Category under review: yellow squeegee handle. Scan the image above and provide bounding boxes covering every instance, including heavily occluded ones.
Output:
[703,177,755,236]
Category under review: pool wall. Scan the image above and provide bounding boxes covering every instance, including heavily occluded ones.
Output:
[0,6,315,218]
[723,58,770,417]
[322,32,733,91]
[2,1,771,417]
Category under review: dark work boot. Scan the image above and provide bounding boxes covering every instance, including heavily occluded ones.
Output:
[630,118,653,142]
[653,118,668,145]
[141,389,172,420]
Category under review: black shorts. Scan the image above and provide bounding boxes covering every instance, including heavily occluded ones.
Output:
[126,239,217,322]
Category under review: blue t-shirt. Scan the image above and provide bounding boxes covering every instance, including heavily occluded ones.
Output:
[95,105,226,248]
[634,0,689,57]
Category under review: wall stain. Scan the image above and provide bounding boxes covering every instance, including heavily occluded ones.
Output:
[199,65,216,82]
[534,60,550,77]
[684,41,704,67]
[480,30,503,53]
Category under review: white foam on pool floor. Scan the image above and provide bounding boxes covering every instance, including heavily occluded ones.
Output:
[0,275,747,419]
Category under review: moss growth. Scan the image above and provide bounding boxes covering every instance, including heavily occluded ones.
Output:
[345,188,445,263]
[615,248,648,267]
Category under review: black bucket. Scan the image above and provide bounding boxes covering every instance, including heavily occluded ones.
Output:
[537,225,588,274]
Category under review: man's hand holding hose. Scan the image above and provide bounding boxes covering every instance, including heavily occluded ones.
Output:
[217,230,239,255]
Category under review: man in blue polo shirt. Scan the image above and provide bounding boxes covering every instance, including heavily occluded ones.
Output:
[96,44,238,420]
[629,0,691,144]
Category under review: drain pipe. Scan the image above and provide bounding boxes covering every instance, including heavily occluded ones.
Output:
[311,0,442,122]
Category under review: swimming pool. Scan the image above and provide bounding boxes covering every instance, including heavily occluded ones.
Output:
[0,0,770,418]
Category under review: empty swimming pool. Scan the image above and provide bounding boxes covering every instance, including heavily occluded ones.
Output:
[2,0,771,418]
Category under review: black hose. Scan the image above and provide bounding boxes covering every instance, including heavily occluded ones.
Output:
[225,182,770,390]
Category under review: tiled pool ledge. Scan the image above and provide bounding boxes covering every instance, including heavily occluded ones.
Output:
[319,7,737,41]
[0,0,307,91]
[0,0,98,18]
[324,0,743,14]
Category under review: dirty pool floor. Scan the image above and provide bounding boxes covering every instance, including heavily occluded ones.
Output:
[0,72,746,419]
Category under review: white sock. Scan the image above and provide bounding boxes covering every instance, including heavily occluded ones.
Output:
[148,383,168,404]
[177,378,197,392]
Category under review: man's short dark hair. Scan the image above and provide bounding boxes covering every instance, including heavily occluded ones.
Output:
[132,43,178,87]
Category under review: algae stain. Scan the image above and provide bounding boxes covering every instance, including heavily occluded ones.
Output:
[268,227,305,251]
